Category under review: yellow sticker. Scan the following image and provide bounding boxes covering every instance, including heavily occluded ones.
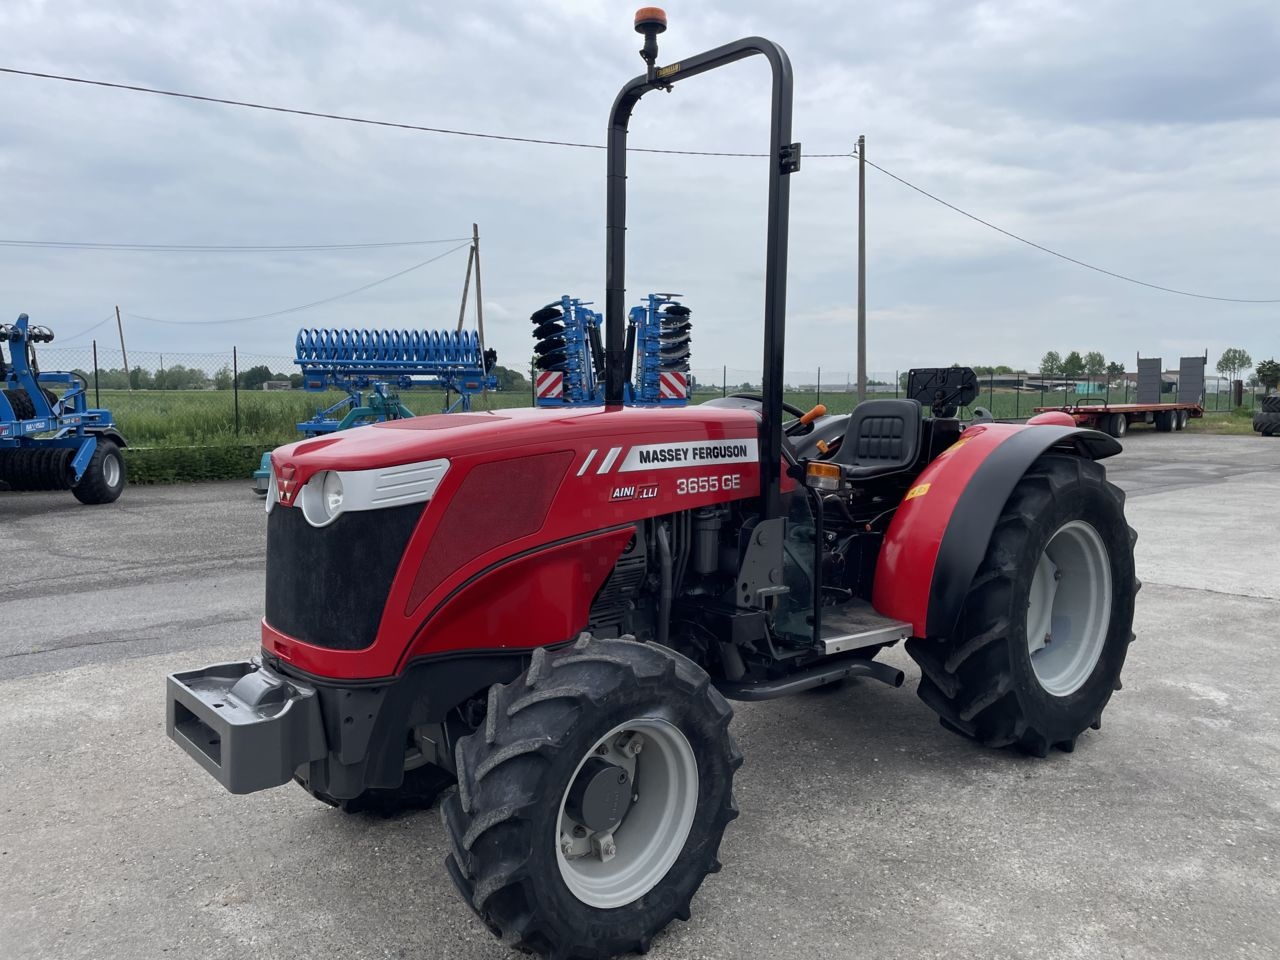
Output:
[657,62,682,79]
[936,436,972,458]
[905,482,931,501]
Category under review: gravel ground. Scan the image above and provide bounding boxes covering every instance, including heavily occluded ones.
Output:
[1,430,1277,960]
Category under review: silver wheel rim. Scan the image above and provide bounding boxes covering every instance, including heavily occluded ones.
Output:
[555,717,698,909]
[1113,415,1125,437]
[1026,520,1113,697]
[103,454,121,488]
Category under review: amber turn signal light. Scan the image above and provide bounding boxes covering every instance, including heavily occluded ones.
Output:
[805,461,841,491]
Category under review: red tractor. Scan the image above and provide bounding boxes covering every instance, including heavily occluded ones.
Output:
[167,13,1136,960]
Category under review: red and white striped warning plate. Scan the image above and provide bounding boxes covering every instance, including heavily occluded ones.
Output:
[659,371,687,399]
[535,370,564,400]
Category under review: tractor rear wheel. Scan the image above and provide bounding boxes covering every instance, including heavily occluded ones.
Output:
[72,440,126,504]
[441,635,740,959]
[906,454,1136,756]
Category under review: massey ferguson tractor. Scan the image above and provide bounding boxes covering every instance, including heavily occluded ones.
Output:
[166,12,1137,959]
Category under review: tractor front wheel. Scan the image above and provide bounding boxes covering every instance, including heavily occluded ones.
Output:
[441,635,741,959]
[906,454,1136,756]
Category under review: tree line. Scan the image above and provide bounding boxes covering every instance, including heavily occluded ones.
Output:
[1035,351,1126,381]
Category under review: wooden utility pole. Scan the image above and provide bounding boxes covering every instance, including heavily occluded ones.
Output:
[471,223,486,354]
[856,135,867,403]
[455,224,486,356]
[115,305,132,390]
[456,242,476,331]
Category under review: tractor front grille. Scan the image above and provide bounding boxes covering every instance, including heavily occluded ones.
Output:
[265,502,424,651]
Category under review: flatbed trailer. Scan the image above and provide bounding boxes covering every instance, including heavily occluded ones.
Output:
[1034,353,1208,439]
[1032,400,1201,438]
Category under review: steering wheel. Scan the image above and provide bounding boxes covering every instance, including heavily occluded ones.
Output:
[727,393,824,436]
[728,392,807,419]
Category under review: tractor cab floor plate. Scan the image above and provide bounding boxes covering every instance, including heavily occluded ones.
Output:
[820,599,911,655]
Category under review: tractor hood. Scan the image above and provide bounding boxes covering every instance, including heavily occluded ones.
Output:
[260,403,768,677]
[269,404,761,495]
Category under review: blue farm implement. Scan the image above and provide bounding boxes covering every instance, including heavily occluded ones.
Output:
[532,293,691,407]
[0,313,127,504]
[251,326,497,493]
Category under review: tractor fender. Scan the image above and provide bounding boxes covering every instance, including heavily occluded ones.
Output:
[86,427,128,448]
[872,422,1120,638]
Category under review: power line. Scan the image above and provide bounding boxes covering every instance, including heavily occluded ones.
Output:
[859,154,1280,304]
[4,66,1274,303]
[0,66,855,158]
[0,237,470,253]
[127,241,472,326]
[52,313,115,344]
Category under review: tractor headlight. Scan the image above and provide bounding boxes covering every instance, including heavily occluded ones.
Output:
[322,470,344,514]
[290,458,450,528]
[301,470,344,528]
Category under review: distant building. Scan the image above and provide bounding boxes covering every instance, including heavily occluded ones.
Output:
[261,380,292,391]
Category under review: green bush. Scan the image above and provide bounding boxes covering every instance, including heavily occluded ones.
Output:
[123,444,263,484]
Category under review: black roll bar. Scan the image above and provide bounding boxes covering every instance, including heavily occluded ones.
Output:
[604,35,800,521]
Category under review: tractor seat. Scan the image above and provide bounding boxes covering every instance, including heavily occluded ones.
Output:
[829,398,922,478]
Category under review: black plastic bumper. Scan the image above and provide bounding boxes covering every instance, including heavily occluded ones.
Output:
[166,660,327,794]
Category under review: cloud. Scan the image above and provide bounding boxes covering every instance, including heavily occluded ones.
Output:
[0,0,1276,381]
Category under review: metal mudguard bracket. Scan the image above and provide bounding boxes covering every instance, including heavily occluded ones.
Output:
[166,660,327,795]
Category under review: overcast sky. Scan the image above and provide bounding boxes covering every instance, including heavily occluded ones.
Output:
[1,0,1276,380]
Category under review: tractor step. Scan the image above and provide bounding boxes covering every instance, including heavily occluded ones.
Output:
[819,599,911,655]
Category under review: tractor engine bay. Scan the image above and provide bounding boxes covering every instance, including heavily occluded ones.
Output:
[586,483,910,681]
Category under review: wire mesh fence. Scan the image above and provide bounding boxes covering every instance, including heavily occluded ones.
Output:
[688,367,1265,418]
[23,343,1273,450]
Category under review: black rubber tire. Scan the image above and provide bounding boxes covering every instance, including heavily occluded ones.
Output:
[72,439,126,504]
[0,447,73,490]
[304,761,455,816]
[905,454,1137,756]
[1261,396,1280,414]
[3,388,35,420]
[1254,411,1280,436]
[1108,413,1127,438]
[1154,410,1174,432]
[441,635,741,959]
[1173,409,1186,431]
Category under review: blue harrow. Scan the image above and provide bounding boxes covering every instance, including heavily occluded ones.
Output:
[531,293,691,407]
[0,313,128,504]
[252,325,497,493]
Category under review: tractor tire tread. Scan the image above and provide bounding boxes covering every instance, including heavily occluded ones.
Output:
[72,439,125,504]
[441,635,738,960]
[905,453,1135,756]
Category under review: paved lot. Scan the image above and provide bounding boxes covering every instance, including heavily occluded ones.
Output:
[1,431,1278,960]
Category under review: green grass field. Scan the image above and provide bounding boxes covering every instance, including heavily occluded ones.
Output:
[97,385,1259,449]
[76,385,1262,483]
[96,388,535,448]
